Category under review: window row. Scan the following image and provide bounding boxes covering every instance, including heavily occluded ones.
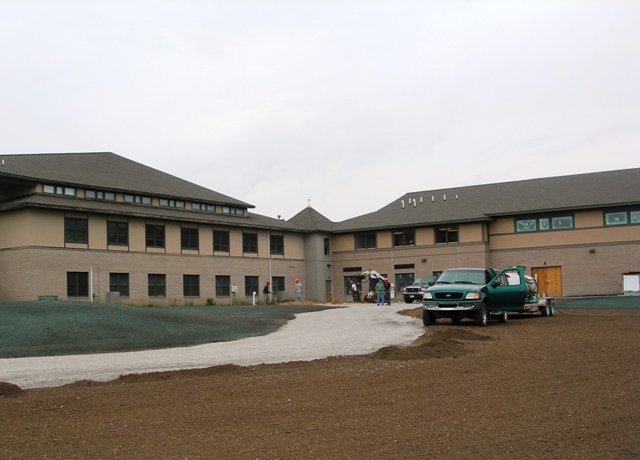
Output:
[65,218,286,254]
[515,215,574,233]
[604,210,640,226]
[67,272,282,299]
[45,183,239,215]
[355,227,458,250]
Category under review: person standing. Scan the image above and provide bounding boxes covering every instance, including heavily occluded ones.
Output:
[295,278,303,301]
[263,280,271,305]
[350,280,358,301]
[375,278,384,305]
[383,277,391,305]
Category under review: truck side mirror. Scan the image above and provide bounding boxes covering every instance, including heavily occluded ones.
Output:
[428,280,435,286]
[490,280,500,288]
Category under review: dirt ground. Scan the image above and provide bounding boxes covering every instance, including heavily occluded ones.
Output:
[1,307,639,459]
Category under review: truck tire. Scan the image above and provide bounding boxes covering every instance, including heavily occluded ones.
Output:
[405,298,414,304]
[474,304,488,327]
[451,318,462,324]
[549,299,556,316]
[422,310,436,326]
[497,311,508,323]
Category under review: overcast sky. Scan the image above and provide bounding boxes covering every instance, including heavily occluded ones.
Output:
[1,1,639,222]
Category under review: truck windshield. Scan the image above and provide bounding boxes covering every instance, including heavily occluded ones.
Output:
[436,270,486,285]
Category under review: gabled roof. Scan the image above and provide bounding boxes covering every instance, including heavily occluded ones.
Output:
[333,168,640,232]
[288,206,334,232]
[0,152,252,208]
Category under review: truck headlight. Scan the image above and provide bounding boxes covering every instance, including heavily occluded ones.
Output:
[423,292,433,300]
[465,292,481,300]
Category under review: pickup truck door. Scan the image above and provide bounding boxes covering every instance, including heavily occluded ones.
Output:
[486,268,527,311]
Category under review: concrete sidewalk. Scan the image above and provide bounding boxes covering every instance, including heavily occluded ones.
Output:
[0,303,424,389]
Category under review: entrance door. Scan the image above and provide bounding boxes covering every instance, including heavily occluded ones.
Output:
[531,266,562,297]
[325,280,332,302]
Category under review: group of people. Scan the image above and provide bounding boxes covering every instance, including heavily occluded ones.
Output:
[262,278,303,304]
[376,277,392,305]
[349,278,392,305]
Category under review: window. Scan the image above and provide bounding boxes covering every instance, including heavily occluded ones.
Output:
[107,221,128,245]
[243,232,258,253]
[124,194,152,205]
[85,190,115,201]
[183,275,200,297]
[516,215,573,233]
[270,234,284,255]
[192,202,216,212]
[355,232,377,250]
[213,229,230,252]
[222,206,244,215]
[272,276,285,293]
[551,216,573,230]
[435,226,458,244]
[216,275,230,296]
[44,184,76,196]
[65,217,88,244]
[146,224,165,248]
[109,273,129,297]
[605,212,627,226]
[148,274,166,297]
[159,198,185,208]
[324,238,330,255]
[395,273,414,294]
[393,229,415,247]
[181,227,199,250]
[67,272,89,298]
[245,276,259,296]
[632,211,640,224]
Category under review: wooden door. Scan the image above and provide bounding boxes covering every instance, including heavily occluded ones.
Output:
[531,266,562,297]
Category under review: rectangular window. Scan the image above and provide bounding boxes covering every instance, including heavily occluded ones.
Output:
[183,275,200,297]
[107,221,128,245]
[148,274,166,297]
[192,202,216,212]
[245,276,259,297]
[270,234,284,255]
[539,218,550,231]
[393,229,415,247]
[146,224,165,248]
[631,211,640,224]
[65,217,88,244]
[44,184,76,196]
[515,219,537,233]
[272,276,285,293]
[213,229,230,252]
[124,194,152,205]
[395,273,414,294]
[181,227,199,250]
[243,232,258,253]
[324,238,330,255]
[109,273,130,298]
[605,212,628,226]
[159,199,185,208]
[394,263,415,270]
[67,272,89,298]
[355,232,377,250]
[435,226,458,244]
[223,206,244,215]
[85,190,115,201]
[216,275,230,296]
[551,216,573,230]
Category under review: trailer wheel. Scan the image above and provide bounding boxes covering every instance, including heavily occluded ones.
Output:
[474,304,488,327]
[541,301,551,317]
[549,299,556,316]
[497,311,508,323]
[422,310,436,326]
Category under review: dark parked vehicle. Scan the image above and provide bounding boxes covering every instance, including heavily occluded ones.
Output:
[402,276,436,303]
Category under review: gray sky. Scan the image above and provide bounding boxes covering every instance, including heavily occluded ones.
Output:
[2,1,639,222]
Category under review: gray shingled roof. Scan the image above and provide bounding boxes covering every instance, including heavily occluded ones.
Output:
[333,168,640,232]
[0,152,252,208]
[0,194,302,231]
[288,206,334,232]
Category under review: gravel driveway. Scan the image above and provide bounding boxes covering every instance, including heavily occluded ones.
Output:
[0,303,424,389]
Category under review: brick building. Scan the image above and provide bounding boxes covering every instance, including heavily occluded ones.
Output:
[1,152,638,304]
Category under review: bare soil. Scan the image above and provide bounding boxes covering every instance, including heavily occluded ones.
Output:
[1,308,639,459]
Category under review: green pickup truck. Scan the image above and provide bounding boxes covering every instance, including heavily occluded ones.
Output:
[422,266,555,326]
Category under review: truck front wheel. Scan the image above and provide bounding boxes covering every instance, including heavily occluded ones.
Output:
[474,304,488,327]
[422,310,436,326]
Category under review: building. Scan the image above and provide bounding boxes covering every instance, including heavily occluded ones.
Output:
[1,152,639,303]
